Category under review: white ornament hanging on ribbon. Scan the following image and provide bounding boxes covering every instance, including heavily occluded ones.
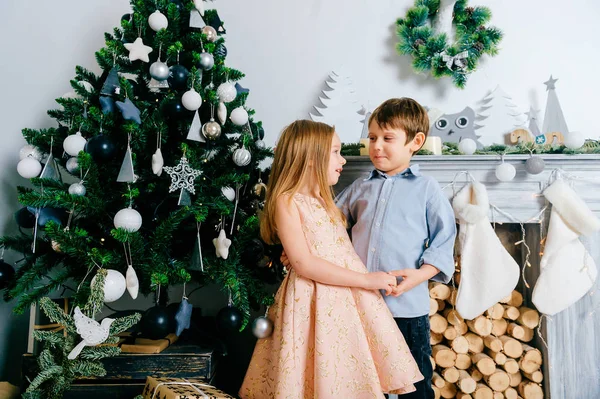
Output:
[152,148,164,176]
[213,229,232,259]
[230,107,249,126]
[187,111,206,143]
[126,265,139,299]
[163,155,202,194]
[217,101,227,125]
[148,10,168,31]
[92,269,127,303]
[67,307,115,360]
[63,132,87,156]
[114,207,142,232]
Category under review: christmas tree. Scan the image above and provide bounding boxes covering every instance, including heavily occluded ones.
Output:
[309,69,364,144]
[1,0,275,342]
[475,85,527,145]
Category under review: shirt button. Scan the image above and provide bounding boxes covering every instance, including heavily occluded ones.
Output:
[376,222,381,227]
[371,247,376,252]
[380,198,386,203]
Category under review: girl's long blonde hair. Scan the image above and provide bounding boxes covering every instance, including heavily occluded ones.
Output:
[260,120,344,245]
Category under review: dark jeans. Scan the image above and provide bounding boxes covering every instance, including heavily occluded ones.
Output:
[393,315,434,399]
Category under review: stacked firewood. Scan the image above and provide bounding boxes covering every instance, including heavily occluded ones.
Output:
[429,284,544,399]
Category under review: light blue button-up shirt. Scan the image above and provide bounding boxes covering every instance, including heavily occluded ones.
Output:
[336,164,457,318]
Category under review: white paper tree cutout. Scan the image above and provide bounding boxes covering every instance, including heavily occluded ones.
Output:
[309,69,364,144]
[475,85,527,145]
[542,75,569,136]
[526,106,541,137]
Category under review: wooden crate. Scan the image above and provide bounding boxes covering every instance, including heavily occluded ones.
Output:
[21,343,219,399]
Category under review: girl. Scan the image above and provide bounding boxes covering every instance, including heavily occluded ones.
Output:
[240,120,422,398]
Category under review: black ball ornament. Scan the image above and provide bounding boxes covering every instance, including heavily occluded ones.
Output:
[85,135,116,162]
[216,305,243,332]
[163,99,190,119]
[37,208,66,227]
[15,207,36,228]
[168,65,189,91]
[140,305,173,340]
[0,261,15,290]
[244,238,265,264]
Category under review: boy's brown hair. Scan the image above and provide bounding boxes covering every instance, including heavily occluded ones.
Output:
[369,98,429,144]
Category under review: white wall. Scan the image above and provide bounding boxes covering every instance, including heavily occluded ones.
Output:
[1,0,599,383]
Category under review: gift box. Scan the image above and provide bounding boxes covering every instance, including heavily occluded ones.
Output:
[120,333,179,354]
[142,377,234,399]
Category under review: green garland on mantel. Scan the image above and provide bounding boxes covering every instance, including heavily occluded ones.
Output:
[341,141,600,157]
[396,0,502,88]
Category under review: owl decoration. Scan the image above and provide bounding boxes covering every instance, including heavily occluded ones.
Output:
[429,107,483,148]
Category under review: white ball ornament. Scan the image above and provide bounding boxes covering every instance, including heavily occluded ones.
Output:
[148,10,168,31]
[230,107,249,126]
[20,145,44,161]
[221,186,236,202]
[495,162,516,182]
[217,82,237,103]
[92,270,126,303]
[114,207,143,232]
[564,131,586,149]
[17,158,42,178]
[63,132,87,156]
[458,138,477,155]
[68,182,86,196]
[182,89,202,111]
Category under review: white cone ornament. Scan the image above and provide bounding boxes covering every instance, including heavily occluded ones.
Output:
[182,89,202,111]
[114,207,142,232]
[532,179,600,315]
[230,107,249,126]
[152,148,164,176]
[452,180,520,319]
[126,265,139,299]
[17,158,42,178]
[92,269,126,303]
[193,0,205,16]
[63,132,87,156]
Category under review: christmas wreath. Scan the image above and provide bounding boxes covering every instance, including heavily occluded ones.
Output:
[396,0,502,88]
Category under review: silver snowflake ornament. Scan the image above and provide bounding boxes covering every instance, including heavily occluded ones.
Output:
[163,156,202,195]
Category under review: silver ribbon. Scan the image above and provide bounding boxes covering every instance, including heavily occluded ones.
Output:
[441,50,469,70]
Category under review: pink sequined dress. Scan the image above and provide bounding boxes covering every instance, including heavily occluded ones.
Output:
[240,193,423,398]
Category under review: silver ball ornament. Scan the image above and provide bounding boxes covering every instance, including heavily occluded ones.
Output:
[202,26,217,42]
[217,82,237,103]
[233,147,252,167]
[149,61,170,81]
[68,182,87,196]
[19,145,44,161]
[202,120,222,140]
[495,162,516,182]
[252,316,274,339]
[525,156,545,175]
[255,140,266,150]
[66,157,80,174]
[199,52,214,71]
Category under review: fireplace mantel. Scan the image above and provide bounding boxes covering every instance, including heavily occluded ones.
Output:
[335,154,600,223]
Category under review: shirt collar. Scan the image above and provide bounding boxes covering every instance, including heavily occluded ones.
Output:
[365,164,422,180]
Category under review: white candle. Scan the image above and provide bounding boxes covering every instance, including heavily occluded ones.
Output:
[422,136,442,155]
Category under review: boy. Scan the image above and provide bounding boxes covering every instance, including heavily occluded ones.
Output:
[336,98,456,398]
